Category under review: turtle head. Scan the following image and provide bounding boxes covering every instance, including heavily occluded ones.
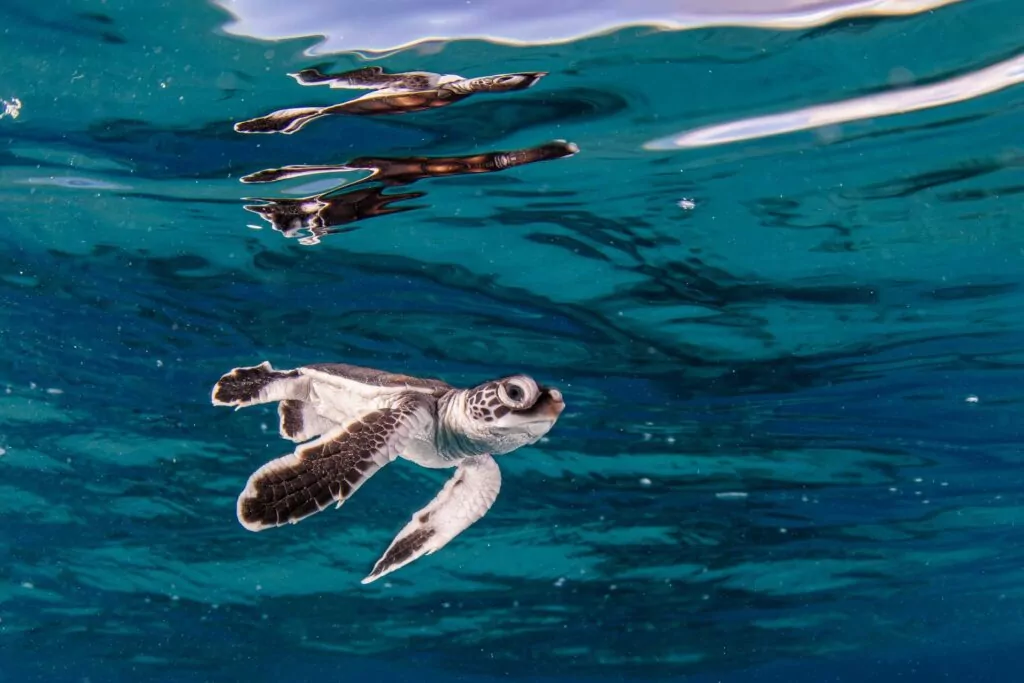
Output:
[458,72,547,94]
[455,374,565,454]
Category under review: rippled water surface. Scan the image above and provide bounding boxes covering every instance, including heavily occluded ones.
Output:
[2,0,1024,681]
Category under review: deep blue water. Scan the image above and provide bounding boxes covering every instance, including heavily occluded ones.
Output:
[2,0,1024,681]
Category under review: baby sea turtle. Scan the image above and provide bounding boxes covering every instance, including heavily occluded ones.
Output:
[211,361,565,583]
[234,65,548,135]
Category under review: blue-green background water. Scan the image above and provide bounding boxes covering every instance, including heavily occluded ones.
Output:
[2,0,1024,680]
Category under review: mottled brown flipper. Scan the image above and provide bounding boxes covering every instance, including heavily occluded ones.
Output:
[362,453,502,584]
[236,394,435,531]
[211,361,307,408]
[277,399,335,443]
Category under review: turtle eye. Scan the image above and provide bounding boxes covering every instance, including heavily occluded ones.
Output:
[497,377,537,409]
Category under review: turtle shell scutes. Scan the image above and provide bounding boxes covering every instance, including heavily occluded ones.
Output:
[303,363,453,394]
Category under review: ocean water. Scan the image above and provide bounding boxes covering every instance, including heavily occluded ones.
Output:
[2,0,1024,681]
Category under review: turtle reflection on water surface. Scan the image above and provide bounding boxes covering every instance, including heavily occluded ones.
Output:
[234,66,547,135]
[241,140,579,245]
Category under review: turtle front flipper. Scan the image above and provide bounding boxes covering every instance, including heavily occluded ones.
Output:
[362,453,502,584]
[234,106,332,135]
[236,394,436,531]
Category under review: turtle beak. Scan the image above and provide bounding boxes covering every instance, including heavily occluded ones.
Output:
[536,387,565,419]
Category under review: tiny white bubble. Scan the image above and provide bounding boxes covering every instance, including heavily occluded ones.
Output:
[20,582,34,589]
[554,577,566,587]
[678,198,696,210]
[442,602,451,608]
[779,528,788,534]
[0,447,6,457]
[940,482,949,487]
[965,395,979,403]
[46,388,63,395]
[639,477,652,486]
[261,614,268,620]
[255,584,262,591]
[913,477,923,483]
[171,595,179,601]
[156,360,164,368]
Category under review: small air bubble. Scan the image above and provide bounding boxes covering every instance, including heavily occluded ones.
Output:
[965,395,979,403]
[46,388,63,395]
[20,582,34,589]
[554,577,566,587]
[156,360,164,368]
[639,477,652,486]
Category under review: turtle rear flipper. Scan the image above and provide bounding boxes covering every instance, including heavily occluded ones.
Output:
[211,362,308,408]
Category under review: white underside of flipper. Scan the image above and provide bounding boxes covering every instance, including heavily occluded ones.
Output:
[362,453,502,584]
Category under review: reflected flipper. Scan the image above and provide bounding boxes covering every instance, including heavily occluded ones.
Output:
[233,106,333,135]
[362,454,502,584]
[241,164,369,184]
[290,66,439,92]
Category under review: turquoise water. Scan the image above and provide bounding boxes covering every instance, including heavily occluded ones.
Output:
[2,0,1024,680]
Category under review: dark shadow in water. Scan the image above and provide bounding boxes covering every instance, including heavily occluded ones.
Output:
[240,140,579,245]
